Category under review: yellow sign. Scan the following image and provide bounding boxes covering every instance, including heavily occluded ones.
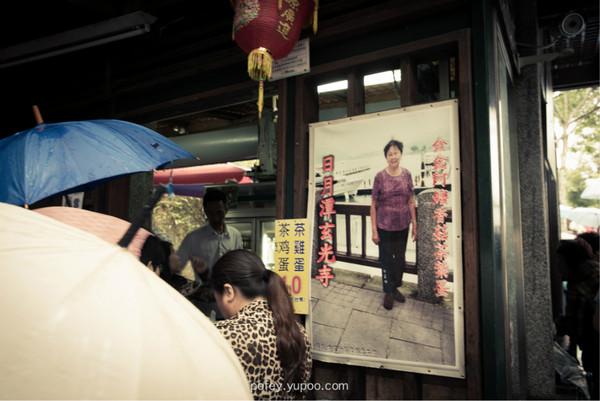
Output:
[274,218,309,314]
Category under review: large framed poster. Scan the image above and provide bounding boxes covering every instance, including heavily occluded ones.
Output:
[307,99,464,378]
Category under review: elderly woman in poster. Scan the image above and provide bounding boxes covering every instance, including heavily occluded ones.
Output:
[370,139,417,310]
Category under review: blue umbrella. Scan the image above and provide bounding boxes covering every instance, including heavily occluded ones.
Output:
[0,120,196,206]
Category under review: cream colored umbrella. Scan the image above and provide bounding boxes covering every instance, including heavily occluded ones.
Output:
[567,207,600,229]
[0,202,251,400]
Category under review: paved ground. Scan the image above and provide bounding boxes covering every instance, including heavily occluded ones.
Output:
[310,273,456,367]
[309,274,593,399]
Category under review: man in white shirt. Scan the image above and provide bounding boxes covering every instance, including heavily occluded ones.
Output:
[177,189,243,318]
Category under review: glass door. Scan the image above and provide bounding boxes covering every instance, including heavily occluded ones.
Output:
[258,218,276,269]
[226,219,255,252]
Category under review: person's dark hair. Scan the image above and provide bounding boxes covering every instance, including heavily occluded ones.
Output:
[384,139,403,155]
[557,238,594,282]
[577,232,599,255]
[209,249,307,386]
[203,189,228,209]
[558,238,593,265]
[140,235,174,281]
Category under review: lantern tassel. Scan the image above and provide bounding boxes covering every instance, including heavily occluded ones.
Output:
[247,48,272,119]
[258,79,264,119]
[313,0,319,34]
[248,48,272,81]
[230,0,236,40]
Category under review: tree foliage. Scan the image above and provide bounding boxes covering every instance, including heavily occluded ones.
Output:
[152,194,204,249]
[553,87,600,206]
[565,170,599,208]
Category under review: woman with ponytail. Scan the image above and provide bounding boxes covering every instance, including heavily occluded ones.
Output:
[210,249,312,400]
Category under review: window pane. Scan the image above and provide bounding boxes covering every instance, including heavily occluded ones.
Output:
[365,69,401,113]
[418,58,457,103]
[318,80,348,121]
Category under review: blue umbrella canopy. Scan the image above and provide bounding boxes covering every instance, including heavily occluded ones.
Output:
[0,120,196,206]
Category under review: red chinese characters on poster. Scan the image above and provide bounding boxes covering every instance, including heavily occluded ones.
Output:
[308,100,465,378]
[431,137,450,298]
[316,155,336,287]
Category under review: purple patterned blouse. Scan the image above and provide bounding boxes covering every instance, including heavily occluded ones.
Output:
[372,167,414,231]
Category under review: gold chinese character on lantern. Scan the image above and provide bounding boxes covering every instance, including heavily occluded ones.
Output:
[232,0,318,117]
[277,21,292,40]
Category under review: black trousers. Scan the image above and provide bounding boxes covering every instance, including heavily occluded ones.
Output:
[378,227,409,293]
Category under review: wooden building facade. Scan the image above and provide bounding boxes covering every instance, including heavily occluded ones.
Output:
[1,0,598,399]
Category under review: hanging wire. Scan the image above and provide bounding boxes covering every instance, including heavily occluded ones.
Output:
[516,36,561,50]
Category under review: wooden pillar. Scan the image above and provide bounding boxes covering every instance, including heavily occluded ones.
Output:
[347,69,365,117]
[105,176,130,220]
[293,77,318,218]
[400,58,419,106]
[456,28,483,400]
[276,80,289,220]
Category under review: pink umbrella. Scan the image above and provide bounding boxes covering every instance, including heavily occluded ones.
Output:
[33,206,152,258]
[154,162,248,185]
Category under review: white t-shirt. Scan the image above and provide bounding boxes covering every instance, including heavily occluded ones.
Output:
[176,223,243,283]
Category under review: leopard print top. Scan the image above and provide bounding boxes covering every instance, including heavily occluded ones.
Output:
[216,299,312,400]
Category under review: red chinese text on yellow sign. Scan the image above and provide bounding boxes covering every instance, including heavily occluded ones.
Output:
[274,218,309,314]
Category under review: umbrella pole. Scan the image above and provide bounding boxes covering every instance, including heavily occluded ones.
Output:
[32,105,43,124]
[62,192,72,207]
[118,186,166,248]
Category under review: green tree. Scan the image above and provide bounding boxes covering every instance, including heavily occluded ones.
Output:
[565,170,598,208]
[152,195,204,249]
[553,87,600,206]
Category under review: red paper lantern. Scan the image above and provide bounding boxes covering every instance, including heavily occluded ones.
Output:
[232,0,317,117]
